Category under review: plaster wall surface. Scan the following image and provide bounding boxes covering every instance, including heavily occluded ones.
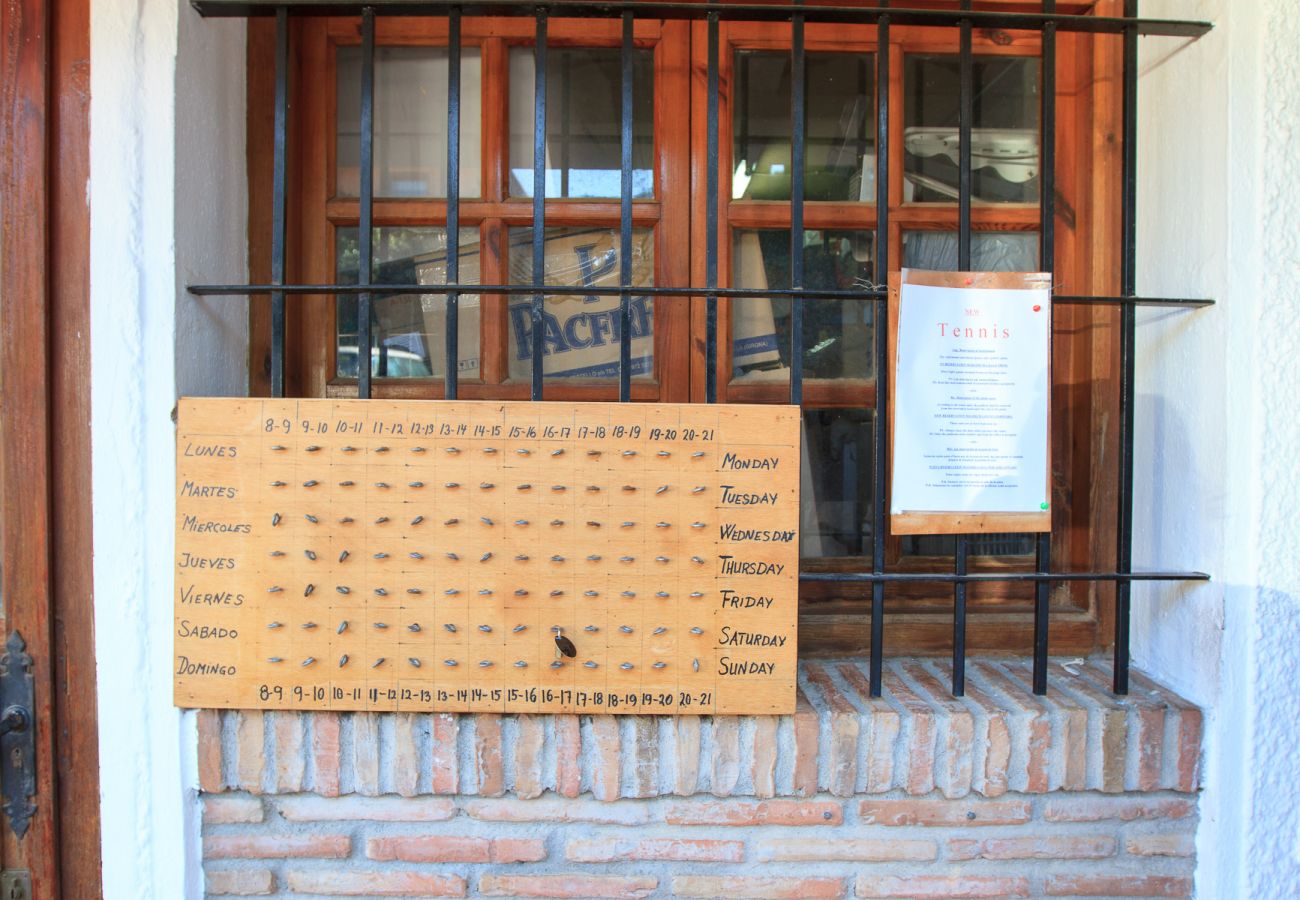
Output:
[1134,0,1300,896]
[90,1,247,897]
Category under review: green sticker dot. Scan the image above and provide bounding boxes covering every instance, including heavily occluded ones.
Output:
[1040,502,1050,510]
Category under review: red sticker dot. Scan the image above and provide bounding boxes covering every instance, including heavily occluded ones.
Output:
[1032,304,1042,312]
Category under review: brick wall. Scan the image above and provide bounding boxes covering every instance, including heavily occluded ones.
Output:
[198,659,1202,898]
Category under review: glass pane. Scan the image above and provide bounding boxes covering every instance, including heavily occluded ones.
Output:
[901,231,1039,272]
[801,409,875,559]
[335,226,480,379]
[337,46,482,198]
[509,47,654,199]
[733,51,876,202]
[899,228,1039,558]
[730,229,876,382]
[903,55,1039,204]
[506,226,654,380]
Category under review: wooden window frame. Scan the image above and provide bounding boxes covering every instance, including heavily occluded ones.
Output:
[248,0,1125,657]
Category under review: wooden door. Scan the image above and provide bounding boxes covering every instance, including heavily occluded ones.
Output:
[1,0,101,896]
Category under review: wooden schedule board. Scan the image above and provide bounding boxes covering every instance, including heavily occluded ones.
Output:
[175,399,800,715]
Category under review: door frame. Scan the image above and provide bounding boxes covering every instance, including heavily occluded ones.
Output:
[1,0,102,896]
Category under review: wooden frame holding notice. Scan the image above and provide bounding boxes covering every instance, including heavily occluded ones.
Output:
[887,269,1052,536]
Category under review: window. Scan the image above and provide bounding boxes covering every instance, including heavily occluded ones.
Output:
[248,3,1132,659]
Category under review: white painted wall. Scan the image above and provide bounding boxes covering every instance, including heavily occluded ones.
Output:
[90,1,246,897]
[1133,0,1300,896]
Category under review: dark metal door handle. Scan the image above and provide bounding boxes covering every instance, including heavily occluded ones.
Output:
[0,707,29,738]
[0,633,36,838]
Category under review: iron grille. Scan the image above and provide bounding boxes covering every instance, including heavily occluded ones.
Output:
[188,0,1214,698]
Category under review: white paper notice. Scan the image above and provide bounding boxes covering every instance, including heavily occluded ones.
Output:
[891,281,1050,515]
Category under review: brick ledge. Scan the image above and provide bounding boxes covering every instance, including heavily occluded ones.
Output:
[196,658,1202,800]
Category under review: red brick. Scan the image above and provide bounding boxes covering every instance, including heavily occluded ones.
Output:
[1080,662,1167,792]
[1002,661,1087,790]
[1174,705,1204,792]
[674,876,844,899]
[1053,663,1128,792]
[1043,796,1193,822]
[971,662,1051,793]
[368,835,546,863]
[235,711,264,794]
[204,834,350,859]
[273,712,305,792]
[674,716,702,795]
[516,714,546,799]
[756,838,936,862]
[203,795,263,824]
[950,670,1011,798]
[666,799,842,826]
[465,797,650,825]
[554,714,582,798]
[883,670,936,795]
[856,875,1030,899]
[492,837,548,863]
[1124,832,1195,856]
[313,712,341,797]
[1044,874,1191,897]
[479,874,656,899]
[901,662,975,799]
[474,713,504,796]
[196,709,224,793]
[392,712,420,797]
[205,868,274,896]
[631,716,659,797]
[278,795,455,822]
[859,798,1030,827]
[430,712,458,794]
[752,715,779,798]
[711,716,741,797]
[352,712,380,796]
[567,837,743,862]
[837,663,899,793]
[805,664,861,797]
[1130,669,1203,791]
[947,835,1117,860]
[590,715,621,800]
[793,686,820,796]
[286,869,466,897]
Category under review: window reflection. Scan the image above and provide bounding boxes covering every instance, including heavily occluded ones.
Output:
[337,46,482,199]
[731,230,876,382]
[335,227,480,379]
[509,48,654,199]
[506,227,655,381]
[904,55,1040,204]
[801,409,876,559]
[732,51,877,202]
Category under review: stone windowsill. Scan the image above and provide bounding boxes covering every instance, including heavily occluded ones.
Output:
[196,657,1202,801]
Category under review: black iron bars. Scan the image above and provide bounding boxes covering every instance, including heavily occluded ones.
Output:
[193,2,1212,39]
[357,7,377,399]
[270,6,289,397]
[1033,0,1059,697]
[789,5,806,406]
[531,8,548,401]
[705,12,720,404]
[868,4,890,698]
[1114,0,1140,694]
[445,6,462,398]
[950,1,974,697]
[619,10,635,402]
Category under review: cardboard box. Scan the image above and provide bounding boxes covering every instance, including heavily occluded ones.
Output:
[412,227,783,381]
